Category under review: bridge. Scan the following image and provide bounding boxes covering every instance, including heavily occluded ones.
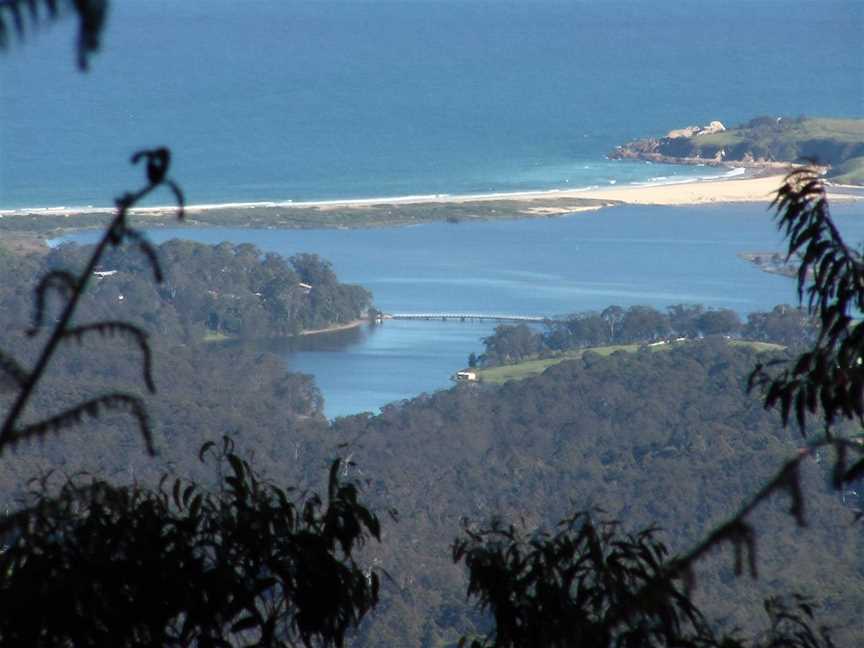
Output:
[383,313,556,324]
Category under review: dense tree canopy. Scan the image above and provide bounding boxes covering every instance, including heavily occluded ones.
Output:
[0,440,383,647]
[38,239,372,339]
[477,303,812,368]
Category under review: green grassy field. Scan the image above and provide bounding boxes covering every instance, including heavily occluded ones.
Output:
[728,340,786,353]
[695,117,864,149]
[474,344,646,383]
[473,340,785,384]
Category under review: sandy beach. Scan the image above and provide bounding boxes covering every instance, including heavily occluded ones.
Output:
[291,174,857,211]
[1,173,859,224]
[577,174,792,206]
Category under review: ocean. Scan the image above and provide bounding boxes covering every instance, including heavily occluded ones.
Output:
[2,0,862,208]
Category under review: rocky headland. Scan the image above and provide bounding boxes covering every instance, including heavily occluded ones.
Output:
[610,116,864,184]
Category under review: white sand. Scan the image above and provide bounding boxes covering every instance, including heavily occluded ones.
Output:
[1,173,858,219]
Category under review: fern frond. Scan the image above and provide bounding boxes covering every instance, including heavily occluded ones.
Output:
[1,147,182,455]
[165,179,185,220]
[749,168,864,434]
[28,269,77,334]
[0,0,107,70]
[124,228,164,283]
[62,321,155,392]
[0,349,29,388]
[9,392,155,455]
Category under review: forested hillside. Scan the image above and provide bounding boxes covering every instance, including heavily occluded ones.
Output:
[476,303,814,368]
[1,241,861,645]
[1,239,372,340]
[327,341,863,644]
[0,240,368,503]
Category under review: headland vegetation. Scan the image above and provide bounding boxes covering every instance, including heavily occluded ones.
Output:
[0,238,374,343]
[610,116,864,185]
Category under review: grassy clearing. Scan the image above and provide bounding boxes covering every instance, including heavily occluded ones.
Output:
[475,343,645,384]
[686,118,864,173]
[696,118,864,149]
[474,339,785,384]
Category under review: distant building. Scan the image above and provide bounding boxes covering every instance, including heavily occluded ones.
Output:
[454,371,477,382]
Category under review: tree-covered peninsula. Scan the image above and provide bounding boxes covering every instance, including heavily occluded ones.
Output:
[1,239,373,341]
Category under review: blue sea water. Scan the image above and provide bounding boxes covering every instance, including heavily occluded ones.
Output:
[2,0,862,208]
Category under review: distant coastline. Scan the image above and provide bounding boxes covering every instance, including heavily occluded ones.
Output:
[1,170,861,242]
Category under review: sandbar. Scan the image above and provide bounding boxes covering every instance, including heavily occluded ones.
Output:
[1,173,859,238]
[176,174,857,213]
[576,174,859,206]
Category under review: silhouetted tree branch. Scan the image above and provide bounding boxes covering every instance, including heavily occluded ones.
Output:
[0,147,184,455]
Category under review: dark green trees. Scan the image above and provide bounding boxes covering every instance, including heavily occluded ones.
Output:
[453,513,835,648]
[453,169,859,647]
[453,514,712,648]
[0,440,383,647]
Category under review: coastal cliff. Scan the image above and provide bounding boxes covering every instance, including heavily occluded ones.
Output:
[610,116,864,184]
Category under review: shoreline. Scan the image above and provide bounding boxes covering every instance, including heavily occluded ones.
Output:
[2,171,861,241]
[298,319,366,336]
[201,319,367,344]
[3,171,860,220]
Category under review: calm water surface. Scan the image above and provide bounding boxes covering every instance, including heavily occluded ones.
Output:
[3,1,861,208]
[63,202,864,417]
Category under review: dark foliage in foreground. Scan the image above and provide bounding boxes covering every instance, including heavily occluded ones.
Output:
[454,513,712,648]
[454,514,835,648]
[0,438,383,647]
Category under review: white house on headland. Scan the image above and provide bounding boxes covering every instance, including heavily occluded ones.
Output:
[454,371,477,382]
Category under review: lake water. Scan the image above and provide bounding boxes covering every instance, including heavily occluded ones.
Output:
[9,0,864,415]
[63,201,864,417]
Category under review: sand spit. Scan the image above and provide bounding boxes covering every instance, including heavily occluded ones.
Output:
[2,173,858,226]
